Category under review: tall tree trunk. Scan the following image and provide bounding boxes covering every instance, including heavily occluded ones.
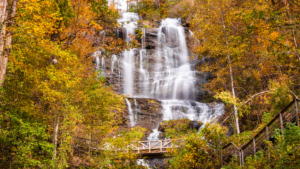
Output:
[221,12,240,134]
[0,0,17,87]
[53,116,59,161]
[283,0,298,48]
[283,0,300,63]
[0,0,8,86]
[88,131,91,154]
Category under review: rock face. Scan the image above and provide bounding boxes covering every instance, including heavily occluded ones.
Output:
[97,27,208,102]
[129,98,163,129]
[122,98,163,138]
[158,119,203,133]
[92,18,223,141]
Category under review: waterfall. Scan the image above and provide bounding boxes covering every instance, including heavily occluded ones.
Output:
[122,50,135,95]
[125,98,135,127]
[151,18,195,100]
[114,16,224,168]
[102,57,105,67]
[147,129,161,140]
[144,18,223,140]
[96,57,100,70]
[92,51,102,70]
[139,49,149,96]
[118,12,139,96]
[137,159,150,168]
[117,16,224,141]
[111,54,117,73]
[118,12,139,43]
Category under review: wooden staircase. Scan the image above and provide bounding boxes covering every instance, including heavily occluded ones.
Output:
[222,99,300,165]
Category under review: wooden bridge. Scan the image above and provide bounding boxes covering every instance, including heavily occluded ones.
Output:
[75,138,179,158]
[222,98,300,166]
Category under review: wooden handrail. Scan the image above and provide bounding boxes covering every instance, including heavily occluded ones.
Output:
[222,98,300,166]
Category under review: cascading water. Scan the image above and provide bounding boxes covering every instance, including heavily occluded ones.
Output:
[96,57,100,70]
[125,98,135,127]
[118,12,139,96]
[116,15,223,140]
[151,18,195,100]
[139,49,149,96]
[102,57,105,67]
[112,14,224,168]
[111,54,117,73]
[122,50,135,95]
[145,18,223,140]
[92,51,101,70]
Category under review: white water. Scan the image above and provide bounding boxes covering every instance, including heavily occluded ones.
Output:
[115,15,224,140]
[122,50,135,95]
[111,54,117,73]
[139,49,149,96]
[118,13,139,96]
[102,57,105,67]
[109,15,225,168]
[96,57,100,70]
[92,51,102,70]
[125,98,135,127]
[147,129,161,140]
[137,159,150,168]
[147,18,223,140]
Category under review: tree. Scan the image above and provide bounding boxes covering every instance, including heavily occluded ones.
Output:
[0,0,18,87]
[192,0,241,133]
[0,0,135,167]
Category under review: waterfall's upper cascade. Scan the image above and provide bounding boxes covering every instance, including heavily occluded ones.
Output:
[117,12,139,42]
[118,13,139,96]
[130,18,197,100]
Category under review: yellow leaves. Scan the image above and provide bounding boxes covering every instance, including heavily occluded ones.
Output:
[90,20,103,30]
[215,91,239,106]
[261,61,274,75]
[269,31,279,41]
[253,70,261,81]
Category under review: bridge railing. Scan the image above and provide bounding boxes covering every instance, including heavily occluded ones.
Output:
[222,98,300,165]
[127,139,174,153]
[75,138,181,154]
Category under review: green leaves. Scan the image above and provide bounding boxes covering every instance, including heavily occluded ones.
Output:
[167,123,228,169]
[54,0,75,26]
[0,110,54,168]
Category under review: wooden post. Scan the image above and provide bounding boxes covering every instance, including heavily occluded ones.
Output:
[296,99,299,126]
[160,140,162,152]
[220,149,223,168]
[280,113,284,131]
[241,149,244,165]
[239,150,242,166]
[266,126,269,141]
[253,138,256,155]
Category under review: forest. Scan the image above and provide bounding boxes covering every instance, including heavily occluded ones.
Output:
[0,0,300,168]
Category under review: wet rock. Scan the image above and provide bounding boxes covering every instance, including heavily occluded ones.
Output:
[146,32,157,37]
[157,119,203,135]
[146,43,156,49]
[145,158,167,169]
[189,121,203,130]
[127,98,163,131]
[191,101,196,106]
